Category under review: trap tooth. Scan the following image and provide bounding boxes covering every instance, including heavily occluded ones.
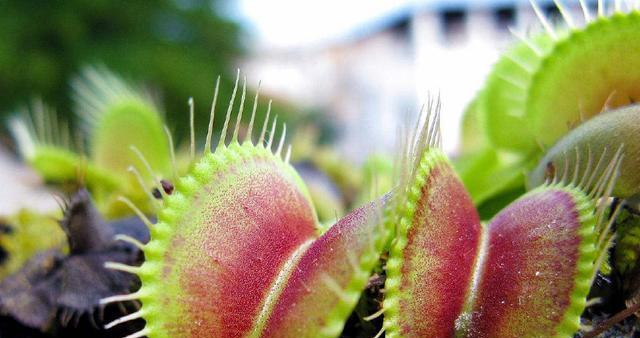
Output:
[529,104,640,197]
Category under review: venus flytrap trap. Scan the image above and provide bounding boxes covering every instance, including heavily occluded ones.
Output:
[72,67,172,181]
[482,0,640,152]
[459,0,640,207]
[72,67,175,217]
[525,4,640,147]
[10,67,175,218]
[101,72,391,338]
[529,104,640,198]
[381,101,623,337]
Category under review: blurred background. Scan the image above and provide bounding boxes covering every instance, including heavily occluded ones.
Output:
[0,0,594,213]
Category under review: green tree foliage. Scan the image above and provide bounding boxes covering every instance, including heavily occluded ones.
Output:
[0,0,242,141]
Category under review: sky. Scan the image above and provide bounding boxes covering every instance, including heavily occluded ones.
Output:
[231,0,413,48]
[230,0,530,48]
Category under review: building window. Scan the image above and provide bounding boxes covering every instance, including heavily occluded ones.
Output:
[440,8,467,43]
[543,3,562,22]
[588,0,598,14]
[389,17,412,47]
[493,6,516,30]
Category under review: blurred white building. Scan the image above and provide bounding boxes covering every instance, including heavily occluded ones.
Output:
[241,0,595,161]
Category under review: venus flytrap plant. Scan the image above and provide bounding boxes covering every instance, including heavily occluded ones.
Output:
[93,77,626,337]
[2,69,628,336]
[101,72,392,338]
[4,3,638,336]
